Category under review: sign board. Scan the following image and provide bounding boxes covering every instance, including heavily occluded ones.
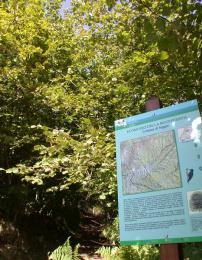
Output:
[115,100,202,245]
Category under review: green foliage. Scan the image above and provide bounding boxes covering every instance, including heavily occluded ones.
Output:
[0,0,202,256]
[118,245,159,260]
[102,217,119,245]
[100,217,159,260]
[96,246,119,260]
[182,243,202,260]
[96,245,159,260]
[49,237,80,260]
[1,0,201,202]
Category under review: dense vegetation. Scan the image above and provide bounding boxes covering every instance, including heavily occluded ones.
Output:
[0,0,201,259]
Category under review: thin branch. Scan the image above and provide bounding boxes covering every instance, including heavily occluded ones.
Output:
[135,0,172,24]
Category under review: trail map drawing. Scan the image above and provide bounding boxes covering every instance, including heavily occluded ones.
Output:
[121,131,181,195]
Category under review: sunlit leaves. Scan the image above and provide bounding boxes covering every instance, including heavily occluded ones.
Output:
[1,0,202,223]
[159,51,169,61]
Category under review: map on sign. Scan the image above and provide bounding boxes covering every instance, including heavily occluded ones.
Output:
[121,130,181,195]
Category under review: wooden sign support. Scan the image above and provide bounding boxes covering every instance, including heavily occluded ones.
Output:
[145,96,180,260]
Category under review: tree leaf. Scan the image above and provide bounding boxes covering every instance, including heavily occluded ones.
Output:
[160,51,169,60]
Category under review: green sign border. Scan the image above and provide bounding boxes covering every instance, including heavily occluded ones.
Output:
[121,236,202,246]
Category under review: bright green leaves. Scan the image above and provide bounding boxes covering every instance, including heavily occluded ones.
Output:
[99,194,106,200]
[67,130,116,195]
[1,0,202,227]
[160,51,169,61]
[6,168,19,174]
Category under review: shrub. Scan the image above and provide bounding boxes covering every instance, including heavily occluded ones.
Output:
[49,237,79,260]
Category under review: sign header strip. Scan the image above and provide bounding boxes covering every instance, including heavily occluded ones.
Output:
[115,104,198,131]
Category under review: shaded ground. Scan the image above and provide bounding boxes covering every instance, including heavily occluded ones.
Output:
[1,212,202,260]
[0,210,109,260]
[73,213,110,259]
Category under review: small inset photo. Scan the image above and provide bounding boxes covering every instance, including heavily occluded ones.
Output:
[115,119,127,127]
[187,190,202,214]
[178,127,193,142]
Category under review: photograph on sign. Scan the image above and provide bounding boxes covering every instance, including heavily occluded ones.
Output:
[187,190,202,214]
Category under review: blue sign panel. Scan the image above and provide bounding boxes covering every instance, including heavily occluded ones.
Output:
[115,100,202,245]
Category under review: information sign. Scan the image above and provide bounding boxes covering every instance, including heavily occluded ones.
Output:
[115,100,202,245]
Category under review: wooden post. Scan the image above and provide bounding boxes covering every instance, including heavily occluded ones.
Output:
[160,244,180,260]
[145,96,161,112]
[145,96,180,260]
